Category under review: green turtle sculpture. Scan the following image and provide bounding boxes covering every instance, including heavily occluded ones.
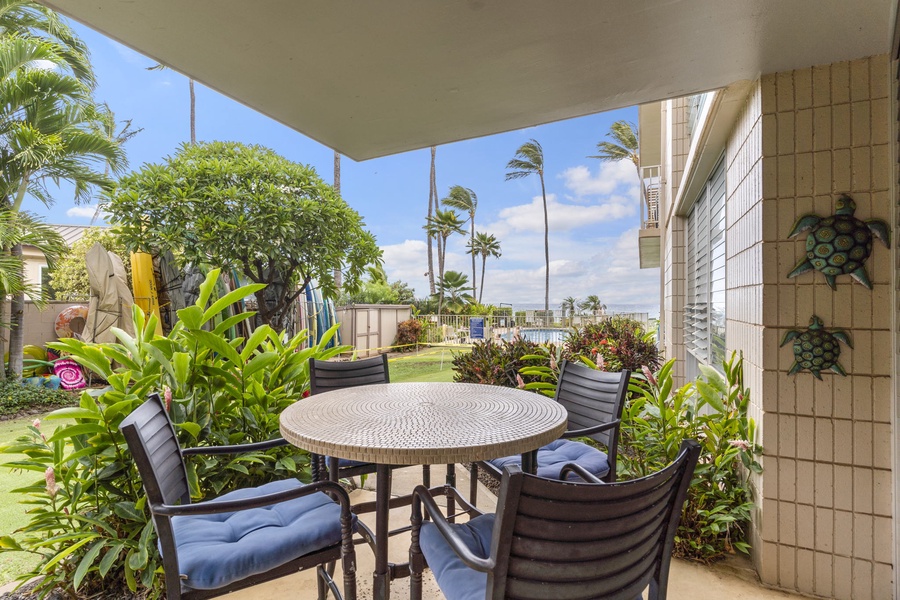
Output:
[787,194,889,289]
[781,315,851,379]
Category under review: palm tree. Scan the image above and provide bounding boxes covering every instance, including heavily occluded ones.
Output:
[332,150,342,289]
[589,120,646,215]
[436,270,473,314]
[0,34,124,376]
[579,294,607,317]
[442,185,477,301]
[506,139,549,322]
[561,296,579,325]
[423,208,465,315]
[147,64,196,143]
[0,0,94,84]
[426,146,437,295]
[467,231,501,304]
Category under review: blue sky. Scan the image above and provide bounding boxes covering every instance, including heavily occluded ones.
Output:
[25,24,660,312]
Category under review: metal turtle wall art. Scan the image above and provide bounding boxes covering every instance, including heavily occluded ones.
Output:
[781,315,851,379]
[787,194,890,289]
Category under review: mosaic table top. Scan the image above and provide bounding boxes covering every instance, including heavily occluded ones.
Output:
[280,382,568,465]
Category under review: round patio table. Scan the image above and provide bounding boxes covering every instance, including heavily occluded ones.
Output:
[280,381,568,600]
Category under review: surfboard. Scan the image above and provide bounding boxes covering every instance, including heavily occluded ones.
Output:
[130,252,163,335]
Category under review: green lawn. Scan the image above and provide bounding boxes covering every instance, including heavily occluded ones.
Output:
[0,414,76,586]
[388,346,467,382]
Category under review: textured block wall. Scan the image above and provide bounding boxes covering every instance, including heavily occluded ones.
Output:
[752,54,893,600]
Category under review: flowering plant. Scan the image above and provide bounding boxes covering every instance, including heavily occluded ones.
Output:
[622,352,762,560]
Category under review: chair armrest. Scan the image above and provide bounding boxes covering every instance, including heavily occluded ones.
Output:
[561,419,620,439]
[410,485,494,572]
[559,463,605,484]
[181,437,290,456]
[152,479,351,516]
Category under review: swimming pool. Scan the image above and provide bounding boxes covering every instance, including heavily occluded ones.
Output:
[500,328,567,344]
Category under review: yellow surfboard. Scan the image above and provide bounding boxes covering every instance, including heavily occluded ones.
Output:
[130,251,163,335]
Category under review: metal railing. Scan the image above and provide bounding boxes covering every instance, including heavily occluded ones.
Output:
[416,311,652,345]
[641,165,660,229]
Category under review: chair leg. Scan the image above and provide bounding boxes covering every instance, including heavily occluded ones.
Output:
[341,501,358,600]
[409,499,424,600]
[422,464,430,487]
[316,565,328,600]
[312,452,322,482]
[446,464,456,523]
[469,463,478,507]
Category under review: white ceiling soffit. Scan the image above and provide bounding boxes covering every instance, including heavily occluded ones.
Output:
[41,0,895,161]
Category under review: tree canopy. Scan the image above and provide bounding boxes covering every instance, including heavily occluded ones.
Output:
[106,141,382,328]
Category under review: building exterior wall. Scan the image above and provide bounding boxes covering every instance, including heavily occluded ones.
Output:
[656,53,893,599]
[660,97,690,381]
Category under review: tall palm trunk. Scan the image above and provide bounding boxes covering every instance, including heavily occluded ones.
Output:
[479,254,487,305]
[437,235,447,315]
[333,151,343,289]
[539,173,549,325]
[468,217,476,304]
[189,79,196,144]
[426,146,436,295]
[9,243,23,377]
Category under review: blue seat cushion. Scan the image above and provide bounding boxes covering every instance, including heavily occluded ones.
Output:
[487,439,610,480]
[169,478,353,590]
[420,514,494,600]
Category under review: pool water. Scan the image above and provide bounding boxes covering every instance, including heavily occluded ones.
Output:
[500,328,567,344]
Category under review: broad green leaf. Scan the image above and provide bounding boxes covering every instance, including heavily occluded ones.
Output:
[41,534,99,571]
[176,305,204,330]
[177,421,201,440]
[73,540,105,590]
[244,352,278,379]
[196,269,221,309]
[44,407,101,420]
[698,364,728,395]
[99,542,124,577]
[241,325,274,360]
[193,330,242,365]
[203,284,265,324]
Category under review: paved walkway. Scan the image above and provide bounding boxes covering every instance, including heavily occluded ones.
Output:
[226,465,812,600]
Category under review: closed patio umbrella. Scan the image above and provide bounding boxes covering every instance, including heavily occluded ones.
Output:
[83,243,135,343]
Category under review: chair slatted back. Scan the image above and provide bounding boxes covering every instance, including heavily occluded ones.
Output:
[488,440,700,600]
[119,393,191,508]
[309,354,390,395]
[556,360,630,449]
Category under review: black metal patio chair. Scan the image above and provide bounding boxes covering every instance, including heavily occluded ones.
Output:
[410,439,701,600]
[470,360,630,504]
[119,393,358,600]
[309,353,393,482]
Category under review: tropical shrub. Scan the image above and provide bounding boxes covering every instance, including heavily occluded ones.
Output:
[0,270,349,597]
[394,318,425,350]
[0,383,75,417]
[452,338,549,388]
[621,353,762,561]
[565,316,660,372]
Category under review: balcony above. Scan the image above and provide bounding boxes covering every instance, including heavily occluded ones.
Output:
[639,165,661,269]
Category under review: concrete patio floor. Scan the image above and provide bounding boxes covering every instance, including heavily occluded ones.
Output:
[226,465,812,600]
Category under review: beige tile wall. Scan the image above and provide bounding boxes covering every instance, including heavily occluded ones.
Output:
[751,54,893,599]
[662,97,690,380]
[724,80,768,577]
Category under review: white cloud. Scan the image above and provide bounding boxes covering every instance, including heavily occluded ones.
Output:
[476,228,659,311]
[493,193,635,235]
[560,160,639,199]
[66,205,100,220]
[30,59,57,72]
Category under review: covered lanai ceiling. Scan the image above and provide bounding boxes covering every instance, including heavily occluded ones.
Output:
[41,0,895,161]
